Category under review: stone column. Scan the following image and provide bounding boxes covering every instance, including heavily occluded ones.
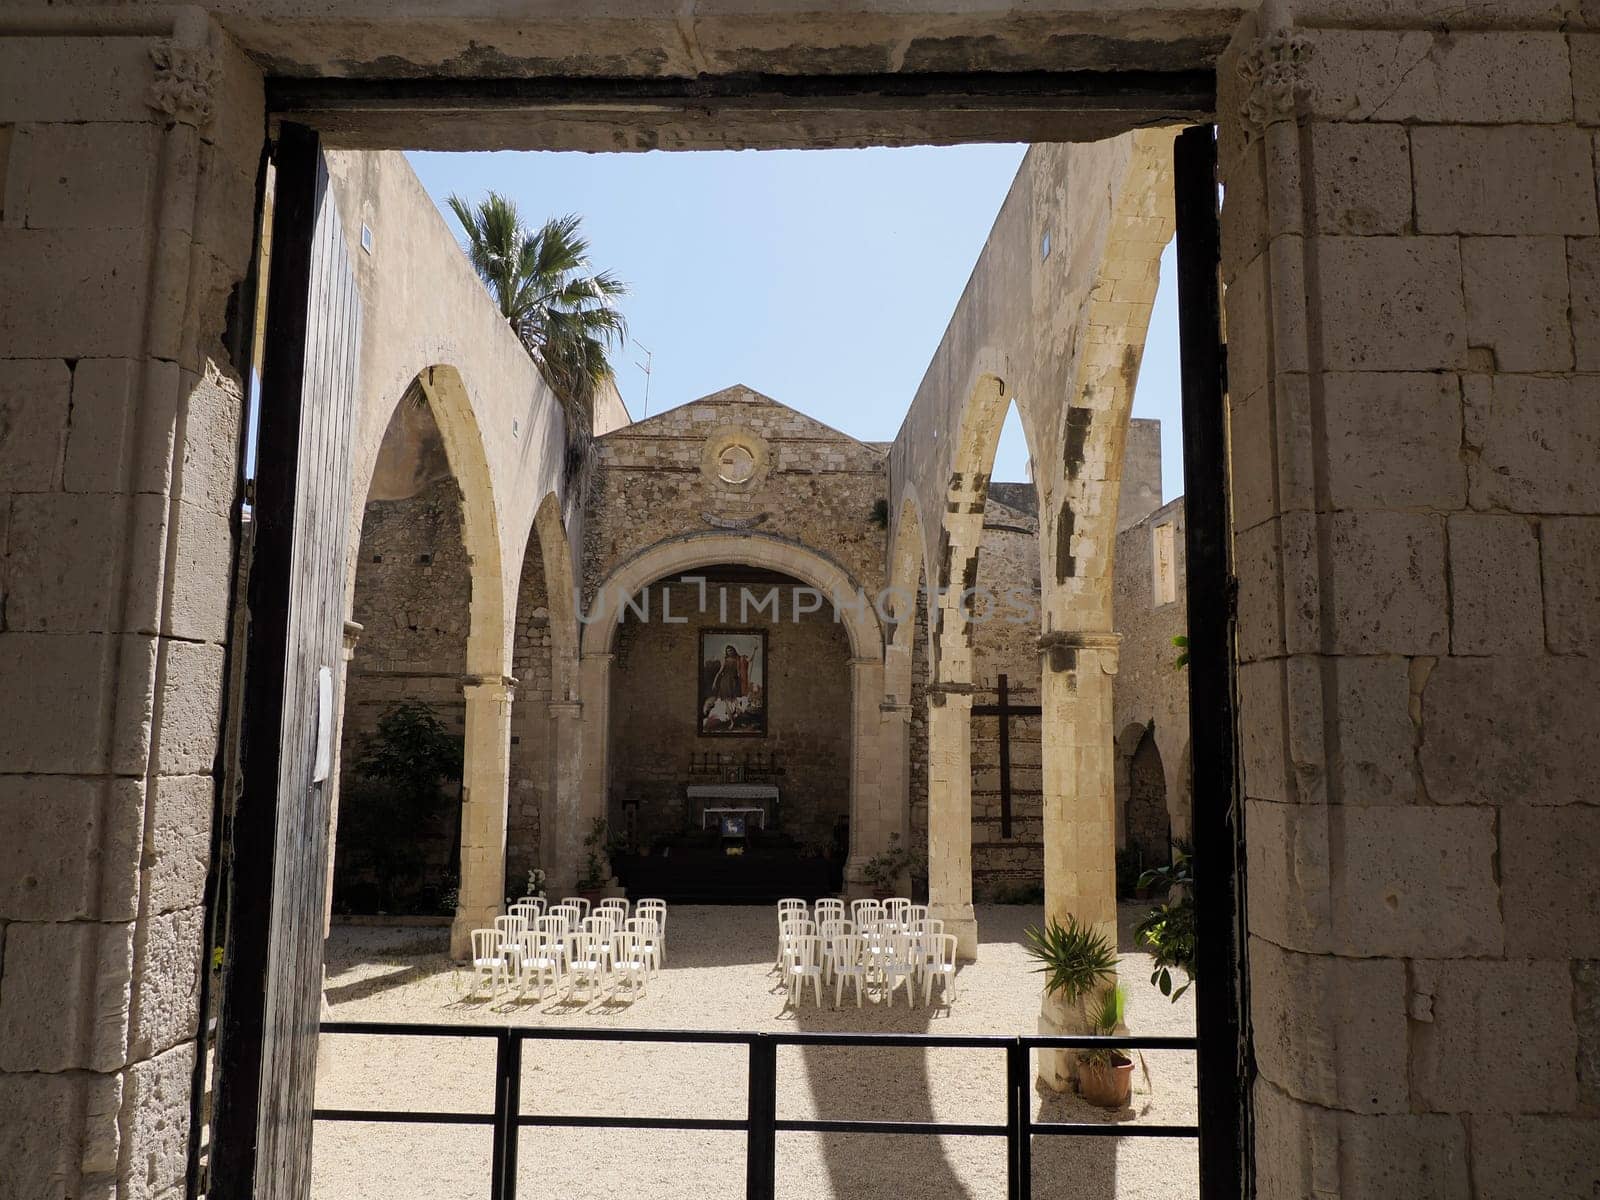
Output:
[545,698,584,892]
[848,696,912,895]
[844,655,892,895]
[926,686,977,957]
[449,675,515,959]
[1036,631,1119,1091]
[560,649,613,896]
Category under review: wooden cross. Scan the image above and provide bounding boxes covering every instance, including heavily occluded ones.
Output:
[970,673,1041,839]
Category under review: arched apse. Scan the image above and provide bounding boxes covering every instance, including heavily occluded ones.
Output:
[560,532,887,895]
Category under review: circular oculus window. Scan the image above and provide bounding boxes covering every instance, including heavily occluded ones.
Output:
[715,442,756,484]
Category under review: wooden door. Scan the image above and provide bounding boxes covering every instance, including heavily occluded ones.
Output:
[210,123,362,1200]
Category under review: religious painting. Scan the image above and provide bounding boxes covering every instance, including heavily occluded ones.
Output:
[698,629,767,736]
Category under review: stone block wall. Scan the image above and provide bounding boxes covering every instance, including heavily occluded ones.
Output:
[507,534,553,894]
[606,579,853,849]
[1112,493,1191,851]
[334,477,470,911]
[584,385,888,605]
[0,26,263,1199]
[1219,11,1600,1194]
[969,498,1046,897]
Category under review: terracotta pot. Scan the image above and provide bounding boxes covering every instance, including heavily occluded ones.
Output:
[1078,1054,1135,1109]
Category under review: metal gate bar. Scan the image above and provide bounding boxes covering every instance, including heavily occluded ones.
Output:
[316,1022,1199,1200]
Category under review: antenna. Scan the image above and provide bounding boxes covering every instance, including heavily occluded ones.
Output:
[632,339,654,417]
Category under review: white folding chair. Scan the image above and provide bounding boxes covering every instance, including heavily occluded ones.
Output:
[494,915,528,959]
[597,897,630,922]
[775,909,811,970]
[612,931,650,996]
[818,919,850,985]
[784,933,825,1008]
[470,929,509,996]
[923,933,959,1006]
[511,897,546,922]
[884,897,913,928]
[831,933,870,1008]
[813,897,846,926]
[903,903,930,928]
[880,932,919,1008]
[560,896,591,922]
[565,931,608,1002]
[777,916,815,972]
[584,914,619,973]
[626,916,662,976]
[636,899,667,963]
[850,898,883,927]
[549,904,582,934]
[908,917,945,980]
[515,929,562,1001]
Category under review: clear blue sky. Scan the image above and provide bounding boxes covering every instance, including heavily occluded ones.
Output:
[407,147,1184,502]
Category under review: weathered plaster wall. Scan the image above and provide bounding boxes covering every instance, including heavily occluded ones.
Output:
[1113,492,1191,849]
[324,148,577,675]
[1219,7,1600,1194]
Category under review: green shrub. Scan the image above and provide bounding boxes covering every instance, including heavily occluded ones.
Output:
[1134,848,1197,1000]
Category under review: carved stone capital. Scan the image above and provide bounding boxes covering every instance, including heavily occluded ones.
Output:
[1038,630,1120,674]
[147,41,221,128]
[1237,29,1314,141]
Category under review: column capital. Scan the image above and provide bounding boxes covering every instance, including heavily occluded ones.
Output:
[879,700,913,719]
[927,681,974,710]
[1039,630,1120,673]
[848,655,884,669]
[548,700,583,719]
[462,673,517,699]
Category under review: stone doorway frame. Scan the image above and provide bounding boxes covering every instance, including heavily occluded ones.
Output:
[215,77,1243,1200]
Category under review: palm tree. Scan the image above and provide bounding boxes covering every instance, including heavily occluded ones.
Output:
[445,192,628,426]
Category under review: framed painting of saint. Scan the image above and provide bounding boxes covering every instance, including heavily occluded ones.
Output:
[698,629,767,736]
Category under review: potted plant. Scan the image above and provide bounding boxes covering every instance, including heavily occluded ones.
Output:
[1024,913,1119,1007]
[1077,984,1137,1108]
[576,817,611,901]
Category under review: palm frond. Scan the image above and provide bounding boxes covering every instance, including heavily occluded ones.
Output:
[1024,914,1119,1004]
[447,189,631,419]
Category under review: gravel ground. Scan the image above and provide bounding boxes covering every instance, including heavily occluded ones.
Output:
[313,902,1197,1200]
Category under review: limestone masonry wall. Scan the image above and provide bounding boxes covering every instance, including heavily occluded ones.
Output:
[584,386,888,605]
[1113,494,1191,852]
[1218,10,1600,1194]
[334,475,472,911]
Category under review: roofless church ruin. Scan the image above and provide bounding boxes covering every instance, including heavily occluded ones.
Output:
[1,4,1597,1199]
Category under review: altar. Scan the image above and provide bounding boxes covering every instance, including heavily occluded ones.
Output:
[686,783,780,830]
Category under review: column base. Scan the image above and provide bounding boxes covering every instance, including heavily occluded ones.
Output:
[1037,988,1091,1091]
[450,903,499,961]
[930,902,978,960]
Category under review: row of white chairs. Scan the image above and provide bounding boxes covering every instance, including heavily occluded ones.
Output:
[776,899,958,1008]
[470,897,667,1003]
